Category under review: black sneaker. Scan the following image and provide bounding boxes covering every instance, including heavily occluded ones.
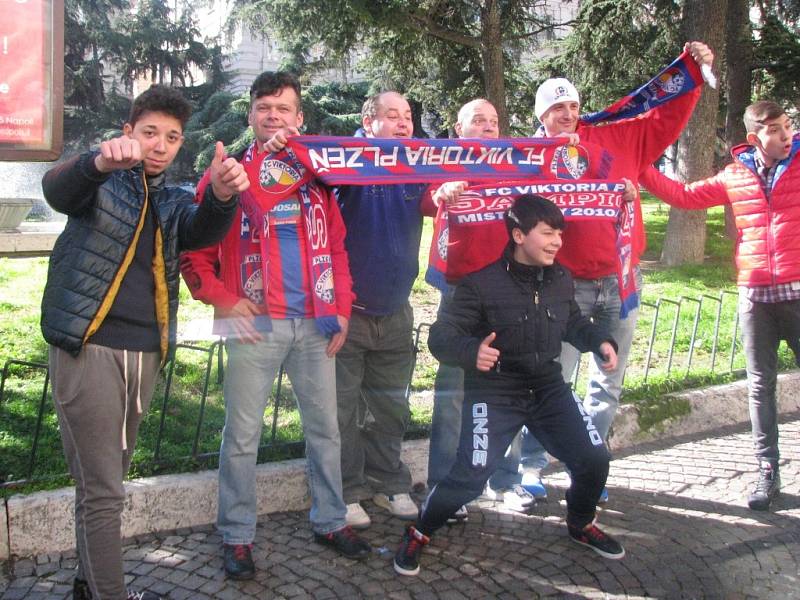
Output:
[748,462,781,511]
[126,590,162,600]
[314,525,372,559]
[393,525,430,576]
[568,522,625,560]
[446,504,468,524]
[73,578,92,600]
[126,591,162,600]
[223,543,255,580]
[73,577,162,600]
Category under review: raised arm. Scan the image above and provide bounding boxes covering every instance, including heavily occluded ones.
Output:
[42,152,110,216]
[640,165,729,210]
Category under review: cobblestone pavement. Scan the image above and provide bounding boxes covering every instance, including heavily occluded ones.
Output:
[2,417,800,599]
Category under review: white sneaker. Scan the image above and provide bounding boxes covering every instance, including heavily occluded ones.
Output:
[373,493,418,520]
[446,504,469,524]
[521,471,548,500]
[486,484,536,512]
[345,502,371,529]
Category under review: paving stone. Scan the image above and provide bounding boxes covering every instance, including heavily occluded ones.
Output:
[4,418,800,599]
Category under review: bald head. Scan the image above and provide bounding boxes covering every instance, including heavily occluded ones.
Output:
[454,99,499,139]
[362,91,413,138]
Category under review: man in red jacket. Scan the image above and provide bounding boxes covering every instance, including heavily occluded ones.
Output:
[181,71,370,580]
[525,42,714,501]
[641,100,799,511]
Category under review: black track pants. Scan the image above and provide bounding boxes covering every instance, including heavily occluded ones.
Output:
[417,380,610,535]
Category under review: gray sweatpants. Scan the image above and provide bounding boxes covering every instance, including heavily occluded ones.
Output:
[50,344,160,600]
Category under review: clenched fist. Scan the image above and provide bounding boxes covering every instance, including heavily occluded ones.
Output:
[95,136,143,173]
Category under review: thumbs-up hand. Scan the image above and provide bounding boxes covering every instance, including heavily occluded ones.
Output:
[95,135,143,173]
[476,332,500,372]
[210,141,250,202]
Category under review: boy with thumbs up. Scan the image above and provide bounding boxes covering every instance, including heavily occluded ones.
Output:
[41,85,246,600]
[393,195,623,577]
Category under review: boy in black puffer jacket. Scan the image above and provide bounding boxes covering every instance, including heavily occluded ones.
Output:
[42,85,248,600]
[394,194,625,577]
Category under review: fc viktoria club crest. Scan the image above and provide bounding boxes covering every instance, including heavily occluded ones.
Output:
[655,67,685,97]
[314,267,335,304]
[259,157,303,196]
[241,255,264,305]
[437,223,448,260]
[550,145,589,180]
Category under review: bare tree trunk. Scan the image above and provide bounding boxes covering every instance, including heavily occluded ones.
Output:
[724,0,752,150]
[660,0,728,266]
[480,0,509,133]
[722,0,752,238]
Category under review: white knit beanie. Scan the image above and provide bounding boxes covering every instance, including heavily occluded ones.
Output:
[534,78,580,122]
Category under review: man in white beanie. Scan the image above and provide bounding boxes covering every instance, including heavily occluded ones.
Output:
[519,42,715,501]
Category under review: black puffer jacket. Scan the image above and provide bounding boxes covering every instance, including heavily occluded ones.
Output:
[429,245,616,392]
[41,151,238,359]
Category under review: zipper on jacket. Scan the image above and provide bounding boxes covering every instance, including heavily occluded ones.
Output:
[759,168,777,285]
[743,154,777,284]
[82,171,150,345]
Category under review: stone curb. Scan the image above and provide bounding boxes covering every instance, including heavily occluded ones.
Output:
[0,501,7,561]
[609,370,800,450]
[2,371,798,559]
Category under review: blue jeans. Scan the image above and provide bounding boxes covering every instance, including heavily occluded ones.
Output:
[739,291,800,465]
[217,319,346,542]
[428,289,531,491]
[522,267,642,470]
[336,303,414,502]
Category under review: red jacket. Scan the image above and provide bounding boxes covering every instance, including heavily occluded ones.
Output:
[180,171,354,333]
[640,134,800,287]
[556,61,703,279]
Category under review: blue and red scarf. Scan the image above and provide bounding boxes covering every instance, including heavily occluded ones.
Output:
[580,50,705,125]
[281,136,613,186]
[240,143,340,337]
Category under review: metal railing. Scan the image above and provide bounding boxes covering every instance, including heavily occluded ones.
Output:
[0,290,751,491]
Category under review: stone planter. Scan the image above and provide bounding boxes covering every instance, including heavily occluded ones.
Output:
[0,198,34,231]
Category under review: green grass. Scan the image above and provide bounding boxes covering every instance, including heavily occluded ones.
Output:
[2,196,796,494]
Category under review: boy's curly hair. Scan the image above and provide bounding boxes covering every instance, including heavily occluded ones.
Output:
[128,85,192,129]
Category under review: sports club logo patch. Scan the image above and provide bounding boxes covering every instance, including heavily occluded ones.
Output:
[314,267,335,304]
[259,158,302,195]
[655,67,685,96]
[550,145,589,180]
[437,222,449,260]
[241,254,264,305]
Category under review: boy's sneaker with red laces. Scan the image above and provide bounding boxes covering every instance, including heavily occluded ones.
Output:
[393,525,430,576]
[313,525,372,559]
[223,543,255,579]
[568,521,625,560]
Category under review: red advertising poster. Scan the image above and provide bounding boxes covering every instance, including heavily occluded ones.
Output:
[0,0,63,160]
[0,0,46,145]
